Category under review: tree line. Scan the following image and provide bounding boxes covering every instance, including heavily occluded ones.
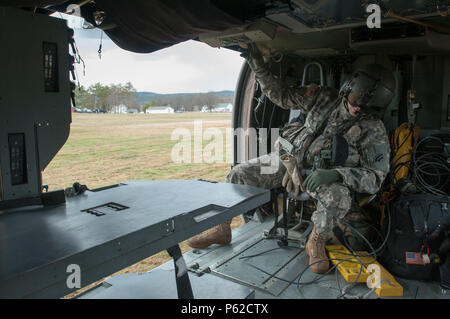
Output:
[75,82,139,112]
[146,92,229,112]
[75,83,232,112]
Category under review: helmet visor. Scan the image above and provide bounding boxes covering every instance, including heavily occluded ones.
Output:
[346,95,384,116]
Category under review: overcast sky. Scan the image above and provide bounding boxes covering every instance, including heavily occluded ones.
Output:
[67,17,245,94]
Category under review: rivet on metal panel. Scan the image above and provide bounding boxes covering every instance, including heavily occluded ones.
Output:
[203,267,211,273]
[165,219,175,233]
[190,263,200,270]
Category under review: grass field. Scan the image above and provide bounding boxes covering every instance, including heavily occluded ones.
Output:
[44,112,235,190]
[44,112,244,297]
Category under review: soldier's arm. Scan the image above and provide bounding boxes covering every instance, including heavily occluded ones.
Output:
[247,48,336,112]
[256,68,336,112]
[334,120,390,194]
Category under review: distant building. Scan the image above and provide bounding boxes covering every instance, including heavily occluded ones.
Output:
[212,103,232,113]
[127,108,139,114]
[145,106,175,114]
[111,104,128,114]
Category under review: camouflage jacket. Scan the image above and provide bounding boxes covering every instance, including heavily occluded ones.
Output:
[253,63,390,195]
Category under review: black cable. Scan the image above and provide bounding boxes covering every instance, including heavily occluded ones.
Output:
[253,89,265,128]
[412,136,450,197]
[350,218,385,244]
[296,256,369,299]
[339,219,377,257]
[236,238,369,298]
[261,93,267,129]
[295,196,392,298]
[239,210,391,299]
[315,198,385,259]
[238,243,300,260]
[267,101,276,135]
[237,190,393,299]
[241,254,368,297]
[244,213,389,297]
[299,200,304,224]
[295,256,366,285]
[333,201,392,259]
[388,133,450,196]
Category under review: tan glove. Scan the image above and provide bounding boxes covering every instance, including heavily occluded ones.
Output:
[280,154,305,196]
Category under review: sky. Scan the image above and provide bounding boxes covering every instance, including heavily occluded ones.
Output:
[61,15,245,94]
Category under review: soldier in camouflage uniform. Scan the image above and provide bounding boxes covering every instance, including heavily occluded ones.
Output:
[188,45,395,274]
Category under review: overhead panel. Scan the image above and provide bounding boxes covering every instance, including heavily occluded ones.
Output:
[199,20,277,48]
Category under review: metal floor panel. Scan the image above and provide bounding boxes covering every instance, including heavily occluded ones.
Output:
[254,252,448,299]
[211,238,304,296]
[179,217,275,274]
[119,214,447,300]
[77,269,255,299]
[0,180,270,298]
[188,216,447,299]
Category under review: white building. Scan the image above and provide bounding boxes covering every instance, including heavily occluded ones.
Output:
[212,103,232,113]
[110,104,128,114]
[145,106,175,114]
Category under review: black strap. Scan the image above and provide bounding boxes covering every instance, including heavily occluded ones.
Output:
[269,188,289,246]
[409,204,426,235]
[280,191,289,246]
[269,189,279,236]
[166,245,194,299]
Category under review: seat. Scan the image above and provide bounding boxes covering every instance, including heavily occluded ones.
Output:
[289,62,326,124]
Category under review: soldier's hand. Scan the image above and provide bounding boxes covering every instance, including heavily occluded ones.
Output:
[244,43,266,72]
[304,169,342,193]
[280,154,304,196]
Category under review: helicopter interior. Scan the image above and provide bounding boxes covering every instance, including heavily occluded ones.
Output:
[1,1,450,299]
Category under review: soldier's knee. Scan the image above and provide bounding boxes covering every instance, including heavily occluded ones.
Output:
[226,167,240,184]
[226,164,251,185]
[315,183,352,216]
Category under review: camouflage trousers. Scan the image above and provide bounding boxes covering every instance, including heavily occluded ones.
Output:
[226,152,352,240]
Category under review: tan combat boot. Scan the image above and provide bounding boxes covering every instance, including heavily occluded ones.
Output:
[187,220,232,249]
[305,226,330,274]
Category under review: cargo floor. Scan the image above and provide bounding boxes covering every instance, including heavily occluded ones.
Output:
[79,216,449,299]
